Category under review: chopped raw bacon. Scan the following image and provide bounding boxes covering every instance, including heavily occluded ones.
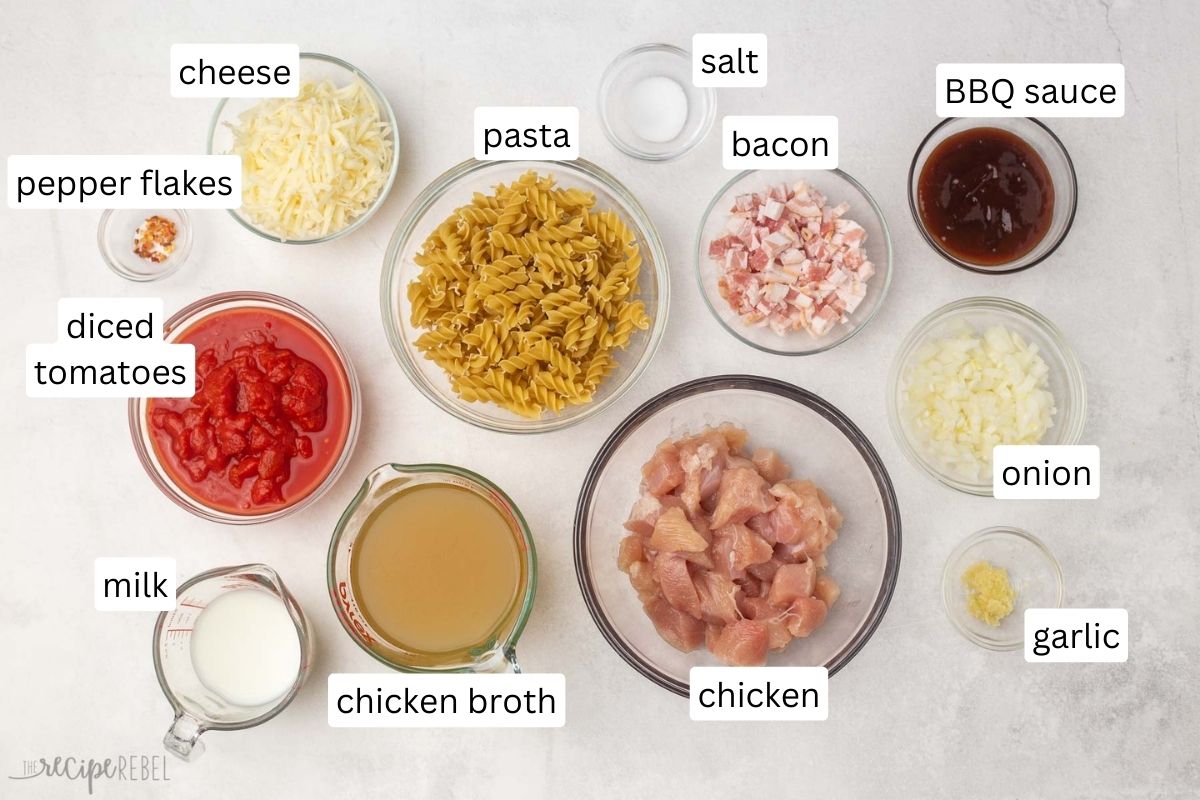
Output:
[712,180,875,339]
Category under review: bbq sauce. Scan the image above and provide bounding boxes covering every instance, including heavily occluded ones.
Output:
[917,127,1054,266]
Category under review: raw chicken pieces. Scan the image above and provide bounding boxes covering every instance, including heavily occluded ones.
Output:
[619,424,843,666]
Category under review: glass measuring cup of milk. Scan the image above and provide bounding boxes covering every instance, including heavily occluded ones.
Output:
[152,564,312,761]
[328,463,537,673]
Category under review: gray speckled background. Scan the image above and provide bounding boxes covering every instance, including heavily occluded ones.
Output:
[1,0,1196,797]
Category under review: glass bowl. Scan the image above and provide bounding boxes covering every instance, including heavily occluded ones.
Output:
[206,52,399,244]
[98,209,192,281]
[887,296,1086,495]
[598,43,716,162]
[574,375,902,696]
[381,158,670,434]
[908,117,1078,274]
[695,169,893,356]
[942,526,1064,650]
[129,291,361,524]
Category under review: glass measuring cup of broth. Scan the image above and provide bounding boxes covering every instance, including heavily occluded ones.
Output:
[152,564,312,761]
[328,464,537,673]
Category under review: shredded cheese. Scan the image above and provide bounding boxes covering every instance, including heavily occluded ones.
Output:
[902,322,1056,481]
[230,79,393,241]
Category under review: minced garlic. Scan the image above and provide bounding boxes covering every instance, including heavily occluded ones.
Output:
[962,560,1016,626]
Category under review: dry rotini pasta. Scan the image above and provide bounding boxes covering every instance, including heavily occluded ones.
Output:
[408,170,651,418]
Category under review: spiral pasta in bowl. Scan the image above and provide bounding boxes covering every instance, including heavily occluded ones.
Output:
[382,159,669,433]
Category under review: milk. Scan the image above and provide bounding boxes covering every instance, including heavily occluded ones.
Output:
[190,588,301,707]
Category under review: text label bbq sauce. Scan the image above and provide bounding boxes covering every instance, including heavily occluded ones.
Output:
[917,127,1054,267]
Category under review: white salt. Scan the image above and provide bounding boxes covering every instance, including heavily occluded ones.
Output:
[626,76,688,143]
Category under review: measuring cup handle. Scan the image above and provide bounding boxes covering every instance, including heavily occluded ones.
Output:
[163,712,207,762]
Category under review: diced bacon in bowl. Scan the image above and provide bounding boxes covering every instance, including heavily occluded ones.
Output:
[710,180,877,340]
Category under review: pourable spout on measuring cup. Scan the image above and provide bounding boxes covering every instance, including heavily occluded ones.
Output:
[153,563,313,762]
[328,463,538,675]
[473,644,522,674]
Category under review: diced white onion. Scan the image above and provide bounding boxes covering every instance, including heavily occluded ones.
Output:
[901,323,1057,482]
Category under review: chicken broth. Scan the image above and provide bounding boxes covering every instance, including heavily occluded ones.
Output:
[350,482,523,660]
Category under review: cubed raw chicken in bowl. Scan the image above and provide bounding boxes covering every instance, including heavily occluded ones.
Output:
[573,375,901,696]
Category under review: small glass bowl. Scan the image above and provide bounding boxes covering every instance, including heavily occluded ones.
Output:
[206,52,399,244]
[574,375,902,697]
[695,169,893,356]
[888,297,1086,495]
[98,209,192,281]
[129,291,361,524]
[942,526,1064,650]
[381,158,670,434]
[598,43,715,162]
[908,117,1078,274]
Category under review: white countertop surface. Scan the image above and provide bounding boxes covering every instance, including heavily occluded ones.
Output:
[2,1,1197,797]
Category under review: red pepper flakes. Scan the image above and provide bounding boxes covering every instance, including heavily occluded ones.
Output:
[133,215,177,263]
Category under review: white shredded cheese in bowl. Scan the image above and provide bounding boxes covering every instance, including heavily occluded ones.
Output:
[901,322,1057,482]
[230,79,394,241]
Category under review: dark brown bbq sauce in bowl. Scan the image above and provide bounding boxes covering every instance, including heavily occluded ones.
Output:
[917,127,1054,267]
